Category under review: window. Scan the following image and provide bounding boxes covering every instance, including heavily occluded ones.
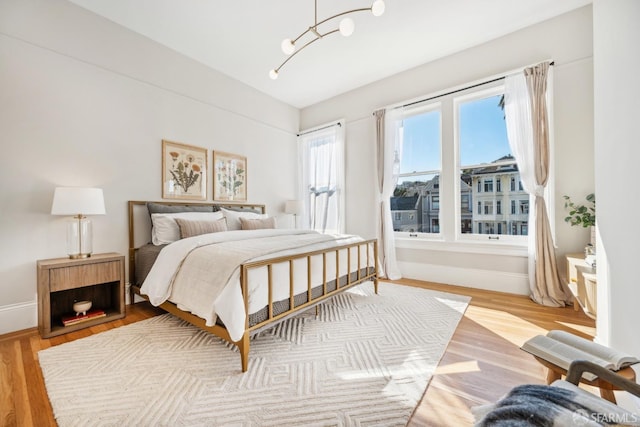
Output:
[458,87,526,240]
[386,74,546,247]
[391,103,441,235]
[299,122,345,234]
[520,200,529,214]
[461,194,470,212]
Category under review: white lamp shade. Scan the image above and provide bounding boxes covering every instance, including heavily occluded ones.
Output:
[339,18,355,37]
[51,187,106,215]
[281,38,295,55]
[285,200,303,215]
[371,0,385,17]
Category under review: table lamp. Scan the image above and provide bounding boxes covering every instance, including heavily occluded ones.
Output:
[51,187,106,259]
[285,200,303,229]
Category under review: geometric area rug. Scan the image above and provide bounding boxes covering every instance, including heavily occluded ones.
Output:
[38,282,469,427]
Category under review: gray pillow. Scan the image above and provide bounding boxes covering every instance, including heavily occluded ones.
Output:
[223,206,263,214]
[147,202,213,215]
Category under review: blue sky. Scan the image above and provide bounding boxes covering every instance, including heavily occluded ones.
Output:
[400,94,511,177]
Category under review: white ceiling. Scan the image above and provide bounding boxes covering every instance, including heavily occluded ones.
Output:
[67,0,591,109]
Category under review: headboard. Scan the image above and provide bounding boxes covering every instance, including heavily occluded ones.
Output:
[128,200,266,286]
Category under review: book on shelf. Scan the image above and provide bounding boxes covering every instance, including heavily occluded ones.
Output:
[61,309,106,326]
[521,330,640,381]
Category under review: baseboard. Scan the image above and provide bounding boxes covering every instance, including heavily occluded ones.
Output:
[0,300,37,335]
[397,261,530,295]
[1,284,138,336]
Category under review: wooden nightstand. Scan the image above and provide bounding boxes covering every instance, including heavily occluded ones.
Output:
[37,253,125,338]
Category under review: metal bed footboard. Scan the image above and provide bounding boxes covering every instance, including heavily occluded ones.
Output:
[235,239,378,371]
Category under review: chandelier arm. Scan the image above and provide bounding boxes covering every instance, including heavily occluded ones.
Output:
[292,28,313,45]
[274,33,330,73]
[314,7,371,28]
[291,7,371,44]
[313,28,339,39]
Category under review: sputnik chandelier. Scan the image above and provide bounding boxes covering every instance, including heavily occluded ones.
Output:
[269,0,386,79]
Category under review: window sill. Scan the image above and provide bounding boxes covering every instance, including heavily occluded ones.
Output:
[395,236,528,257]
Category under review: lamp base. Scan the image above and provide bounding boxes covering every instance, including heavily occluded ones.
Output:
[66,217,93,259]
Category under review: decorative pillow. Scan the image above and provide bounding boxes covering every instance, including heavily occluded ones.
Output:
[175,217,228,238]
[239,217,276,230]
[151,211,224,245]
[220,208,266,231]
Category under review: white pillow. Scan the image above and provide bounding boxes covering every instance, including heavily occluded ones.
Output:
[220,208,266,231]
[151,211,224,245]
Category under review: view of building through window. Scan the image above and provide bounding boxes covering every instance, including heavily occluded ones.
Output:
[391,89,528,237]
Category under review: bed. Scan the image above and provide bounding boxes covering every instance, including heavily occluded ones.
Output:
[128,200,378,372]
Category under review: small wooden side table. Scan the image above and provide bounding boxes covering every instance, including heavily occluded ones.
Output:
[535,356,636,403]
[37,253,125,338]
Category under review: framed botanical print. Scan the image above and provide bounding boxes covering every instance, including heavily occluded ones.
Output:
[162,139,207,200]
[213,151,247,201]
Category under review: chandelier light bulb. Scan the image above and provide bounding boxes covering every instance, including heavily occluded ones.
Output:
[269,69,279,80]
[371,0,385,17]
[339,18,355,37]
[281,38,296,55]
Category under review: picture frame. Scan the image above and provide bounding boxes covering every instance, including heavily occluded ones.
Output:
[162,139,207,200]
[213,151,247,201]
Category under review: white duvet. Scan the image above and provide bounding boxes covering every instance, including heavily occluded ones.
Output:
[140,229,374,341]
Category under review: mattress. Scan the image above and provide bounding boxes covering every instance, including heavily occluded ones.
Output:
[140,229,375,341]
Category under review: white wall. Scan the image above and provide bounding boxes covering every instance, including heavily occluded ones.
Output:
[301,6,595,294]
[0,0,299,334]
[593,0,640,357]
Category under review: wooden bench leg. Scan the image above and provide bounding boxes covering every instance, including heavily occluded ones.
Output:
[546,368,561,385]
[599,388,617,404]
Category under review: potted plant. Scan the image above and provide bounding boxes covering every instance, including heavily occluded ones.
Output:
[563,193,596,247]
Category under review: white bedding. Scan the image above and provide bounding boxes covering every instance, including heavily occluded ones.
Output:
[140,229,374,341]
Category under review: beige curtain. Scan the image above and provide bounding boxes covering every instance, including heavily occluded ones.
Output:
[525,63,569,306]
[374,109,401,280]
[505,62,569,306]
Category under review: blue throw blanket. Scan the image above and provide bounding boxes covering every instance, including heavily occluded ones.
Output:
[473,383,640,426]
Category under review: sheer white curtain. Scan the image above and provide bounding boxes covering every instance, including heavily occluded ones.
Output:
[298,121,345,234]
[504,62,569,306]
[374,108,403,280]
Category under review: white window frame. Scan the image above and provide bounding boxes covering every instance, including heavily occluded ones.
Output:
[393,101,443,239]
[297,120,345,234]
[453,85,527,245]
[392,69,554,257]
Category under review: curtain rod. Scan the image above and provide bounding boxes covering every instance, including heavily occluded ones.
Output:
[297,121,342,137]
[376,60,554,113]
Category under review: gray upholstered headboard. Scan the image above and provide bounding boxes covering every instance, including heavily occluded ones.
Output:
[127,200,266,285]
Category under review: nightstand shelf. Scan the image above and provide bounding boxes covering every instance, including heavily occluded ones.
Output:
[37,253,125,338]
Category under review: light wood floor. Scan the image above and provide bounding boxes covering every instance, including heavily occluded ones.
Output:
[0,280,595,427]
